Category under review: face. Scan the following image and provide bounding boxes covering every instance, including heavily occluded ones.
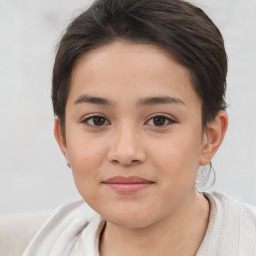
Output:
[56,41,212,228]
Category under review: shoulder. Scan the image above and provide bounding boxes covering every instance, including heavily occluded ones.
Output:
[22,200,97,256]
[0,200,94,256]
[207,190,256,221]
[0,209,54,256]
[200,190,256,255]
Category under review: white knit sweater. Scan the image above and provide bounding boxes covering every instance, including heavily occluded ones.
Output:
[1,191,256,256]
[196,191,256,255]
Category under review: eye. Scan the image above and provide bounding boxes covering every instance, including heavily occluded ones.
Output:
[82,115,110,127]
[146,115,176,127]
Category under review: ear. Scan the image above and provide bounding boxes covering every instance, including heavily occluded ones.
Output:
[54,117,71,167]
[200,111,228,166]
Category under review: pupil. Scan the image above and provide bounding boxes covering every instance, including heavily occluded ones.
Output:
[153,116,165,126]
[93,117,105,126]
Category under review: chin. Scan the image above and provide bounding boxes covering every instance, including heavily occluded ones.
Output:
[108,217,152,229]
[101,208,161,229]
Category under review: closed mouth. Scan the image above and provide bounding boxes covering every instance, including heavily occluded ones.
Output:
[102,176,155,193]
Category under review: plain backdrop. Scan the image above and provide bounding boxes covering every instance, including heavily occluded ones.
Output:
[0,0,255,214]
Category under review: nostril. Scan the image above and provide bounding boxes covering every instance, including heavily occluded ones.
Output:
[111,159,120,165]
[111,158,141,166]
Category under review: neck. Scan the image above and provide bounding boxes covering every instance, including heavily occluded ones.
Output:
[99,192,210,256]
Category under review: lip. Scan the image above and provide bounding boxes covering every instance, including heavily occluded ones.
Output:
[102,176,154,193]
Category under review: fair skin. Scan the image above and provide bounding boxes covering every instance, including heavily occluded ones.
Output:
[54,41,228,256]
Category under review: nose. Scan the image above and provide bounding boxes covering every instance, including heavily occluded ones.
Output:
[107,124,146,166]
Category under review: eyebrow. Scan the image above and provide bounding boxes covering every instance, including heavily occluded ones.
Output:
[137,96,185,106]
[74,95,112,105]
[74,94,185,107]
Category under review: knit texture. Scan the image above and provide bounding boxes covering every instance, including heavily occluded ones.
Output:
[1,191,255,256]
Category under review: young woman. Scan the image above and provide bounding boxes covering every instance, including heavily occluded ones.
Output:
[2,0,256,255]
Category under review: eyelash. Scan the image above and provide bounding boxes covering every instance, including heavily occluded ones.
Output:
[146,115,176,127]
[82,114,176,127]
[82,115,110,127]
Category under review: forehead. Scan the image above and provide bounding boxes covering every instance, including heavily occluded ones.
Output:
[73,41,186,79]
[68,41,201,108]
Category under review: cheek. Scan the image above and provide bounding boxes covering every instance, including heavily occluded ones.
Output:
[67,139,105,204]
[158,133,201,161]
[66,133,107,184]
[149,130,202,179]
[67,128,104,163]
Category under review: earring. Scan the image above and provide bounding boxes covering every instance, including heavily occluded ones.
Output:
[67,163,71,168]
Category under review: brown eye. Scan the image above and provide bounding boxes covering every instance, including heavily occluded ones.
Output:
[93,116,106,126]
[146,115,175,127]
[153,116,166,126]
[83,115,109,126]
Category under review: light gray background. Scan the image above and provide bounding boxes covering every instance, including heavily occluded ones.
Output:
[0,0,255,214]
